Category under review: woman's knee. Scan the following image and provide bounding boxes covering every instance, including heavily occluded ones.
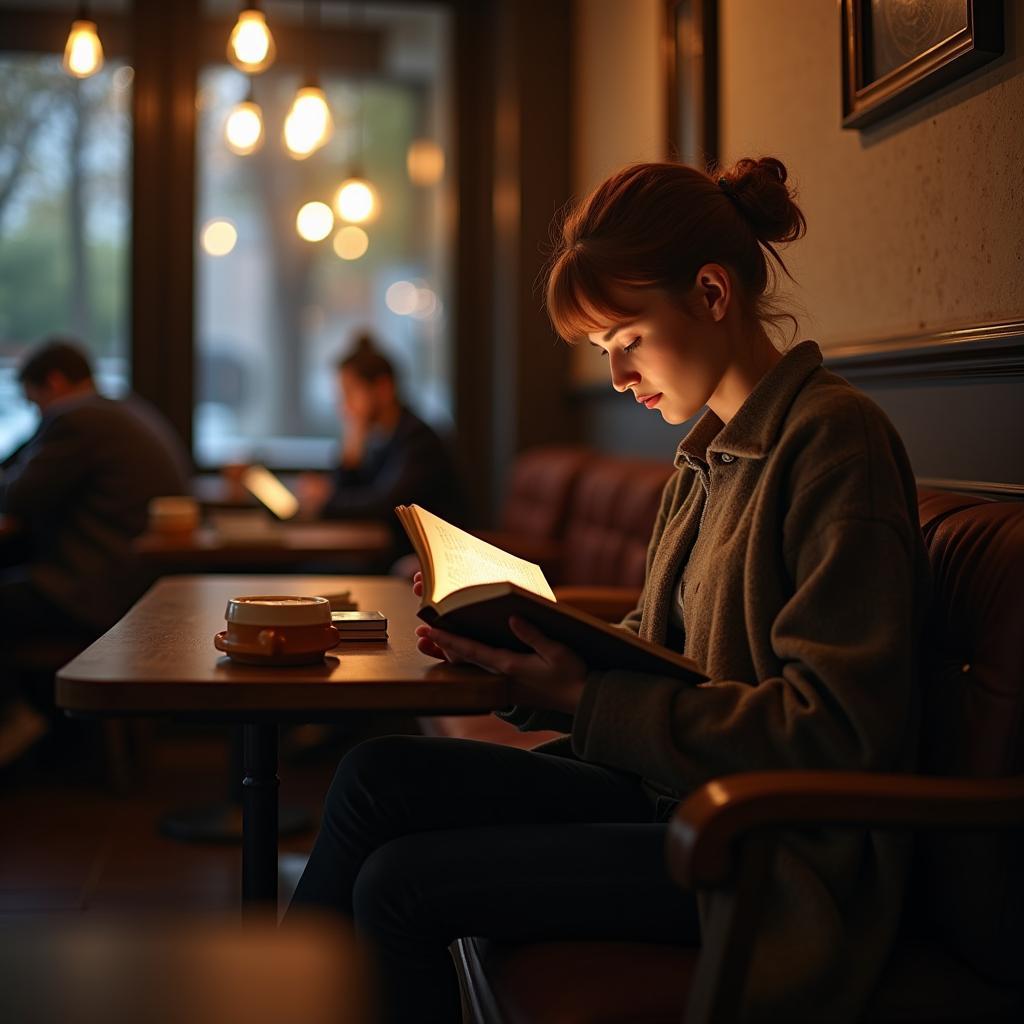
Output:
[332,735,417,790]
[323,735,447,839]
[324,735,409,816]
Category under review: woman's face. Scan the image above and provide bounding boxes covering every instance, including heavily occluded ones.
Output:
[585,273,731,425]
[339,368,377,427]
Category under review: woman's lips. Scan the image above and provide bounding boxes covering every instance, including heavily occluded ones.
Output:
[640,393,662,409]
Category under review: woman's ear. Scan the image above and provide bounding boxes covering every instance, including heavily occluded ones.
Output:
[694,263,731,322]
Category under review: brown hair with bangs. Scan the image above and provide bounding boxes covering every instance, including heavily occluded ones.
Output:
[546,157,807,343]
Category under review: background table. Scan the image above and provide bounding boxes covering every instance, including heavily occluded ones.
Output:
[57,575,509,909]
[133,521,394,572]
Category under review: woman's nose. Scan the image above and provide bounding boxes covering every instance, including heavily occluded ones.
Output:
[609,351,641,393]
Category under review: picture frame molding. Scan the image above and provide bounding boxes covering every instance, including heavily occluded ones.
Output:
[841,0,1004,129]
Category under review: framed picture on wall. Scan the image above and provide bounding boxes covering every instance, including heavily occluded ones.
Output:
[664,0,718,168]
[841,0,1004,129]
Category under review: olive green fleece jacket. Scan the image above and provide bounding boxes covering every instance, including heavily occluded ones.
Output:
[507,340,932,1021]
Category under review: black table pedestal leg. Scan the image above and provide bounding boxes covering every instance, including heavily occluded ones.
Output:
[242,723,279,913]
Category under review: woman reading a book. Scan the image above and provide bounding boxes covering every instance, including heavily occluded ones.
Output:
[290,158,930,1022]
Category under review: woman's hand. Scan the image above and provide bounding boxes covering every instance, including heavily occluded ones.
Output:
[294,471,332,517]
[339,418,369,470]
[411,571,462,662]
[415,616,587,716]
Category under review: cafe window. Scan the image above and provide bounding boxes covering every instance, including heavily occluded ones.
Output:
[194,1,453,468]
[0,49,132,456]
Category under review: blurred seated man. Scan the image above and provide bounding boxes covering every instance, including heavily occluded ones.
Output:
[297,333,464,567]
[0,338,190,763]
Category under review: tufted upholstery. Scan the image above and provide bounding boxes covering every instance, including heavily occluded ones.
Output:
[473,446,595,581]
[453,488,1024,1024]
[559,456,674,586]
[498,446,594,540]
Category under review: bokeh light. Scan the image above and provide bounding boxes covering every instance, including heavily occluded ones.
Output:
[225,100,264,155]
[411,287,438,319]
[406,139,444,186]
[201,219,237,256]
[284,86,332,159]
[227,9,275,73]
[333,226,369,260]
[295,201,334,242]
[333,178,378,223]
[63,20,104,78]
[385,280,418,316]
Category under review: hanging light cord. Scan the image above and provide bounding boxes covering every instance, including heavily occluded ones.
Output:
[305,0,323,88]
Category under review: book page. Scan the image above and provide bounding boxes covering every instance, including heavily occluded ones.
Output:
[410,505,555,604]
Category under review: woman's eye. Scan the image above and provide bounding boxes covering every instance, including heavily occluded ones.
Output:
[596,337,640,357]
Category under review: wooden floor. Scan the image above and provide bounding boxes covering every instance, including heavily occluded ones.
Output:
[0,717,416,921]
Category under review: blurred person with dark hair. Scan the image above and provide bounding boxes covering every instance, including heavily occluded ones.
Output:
[297,331,463,566]
[0,337,190,764]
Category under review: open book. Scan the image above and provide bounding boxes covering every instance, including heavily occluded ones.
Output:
[395,504,706,682]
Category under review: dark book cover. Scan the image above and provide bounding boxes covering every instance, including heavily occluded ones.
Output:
[419,584,704,683]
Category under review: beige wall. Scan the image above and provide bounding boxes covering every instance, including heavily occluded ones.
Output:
[572,0,665,384]
[571,0,1023,363]
[573,0,665,196]
[720,0,1024,347]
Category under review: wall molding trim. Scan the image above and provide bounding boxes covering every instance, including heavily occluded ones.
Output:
[822,319,1024,384]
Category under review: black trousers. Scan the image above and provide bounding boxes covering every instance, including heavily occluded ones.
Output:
[288,734,700,1023]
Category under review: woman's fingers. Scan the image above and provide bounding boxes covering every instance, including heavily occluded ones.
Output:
[424,627,517,675]
[415,623,462,663]
[416,635,449,660]
[507,616,572,665]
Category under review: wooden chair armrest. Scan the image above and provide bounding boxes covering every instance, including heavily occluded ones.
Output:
[551,585,641,623]
[669,770,1024,889]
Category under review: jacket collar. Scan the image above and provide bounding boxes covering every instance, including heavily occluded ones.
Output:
[674,340,823,468]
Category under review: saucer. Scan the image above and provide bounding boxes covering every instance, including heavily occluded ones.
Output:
[214,631,335,666]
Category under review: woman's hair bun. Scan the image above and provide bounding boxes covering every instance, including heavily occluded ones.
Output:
[338,329,395,381]
[353,332,377,354]
[718,156,806,246]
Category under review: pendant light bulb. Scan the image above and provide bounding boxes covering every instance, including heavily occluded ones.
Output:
[63,19,104,79]
[284,85,333,159]
[333,177,378,224]
[227,8,276,73]
[225,99,264,155]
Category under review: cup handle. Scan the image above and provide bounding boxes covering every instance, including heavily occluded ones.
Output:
[257,628,283,654]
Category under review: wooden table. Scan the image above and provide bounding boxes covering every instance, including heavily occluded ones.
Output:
[56,576,508,910]
[133,521,394,571]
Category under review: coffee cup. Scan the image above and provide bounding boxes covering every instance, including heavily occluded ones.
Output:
[214,595,340,665]
[148,495,200,534]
